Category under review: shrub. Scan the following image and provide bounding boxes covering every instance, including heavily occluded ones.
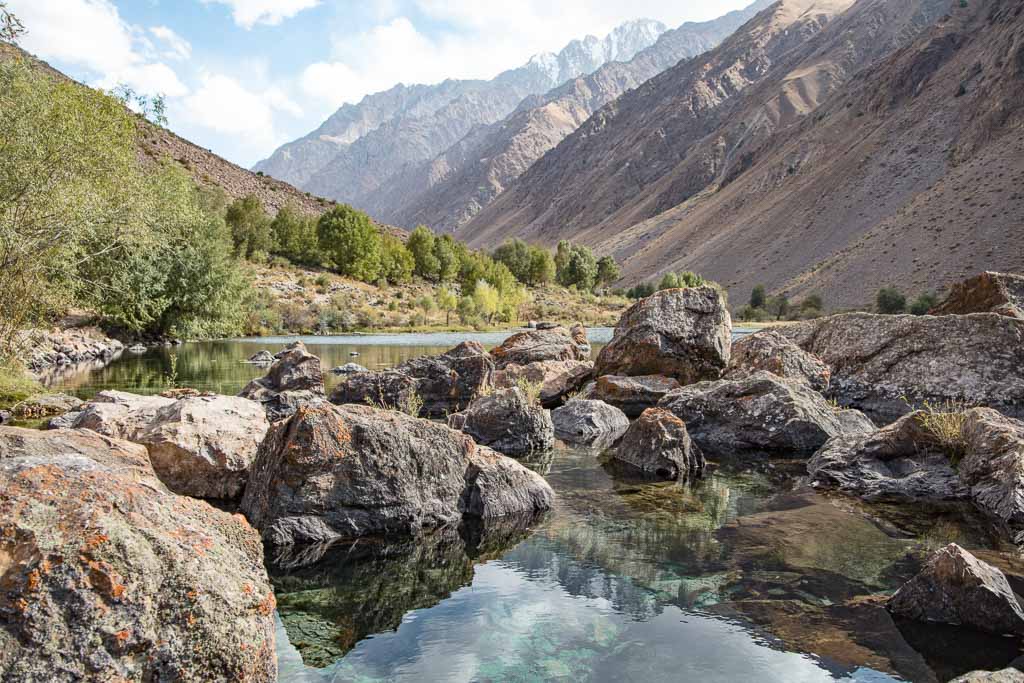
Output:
[876,286,906,314]
[225,195,275,259]
[514,377,543,407]
[316,205,381,282]
[911,399,971,463]
[909,292,938,316]
[596,256,621,288]
[749,285,766,309]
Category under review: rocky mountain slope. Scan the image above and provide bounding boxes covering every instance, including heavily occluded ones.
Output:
[370,0,774,232]
[254,20,668,205]
[461,0,1024,308]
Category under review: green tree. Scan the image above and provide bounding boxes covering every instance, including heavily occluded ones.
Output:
[437,286,458,326]
[316,204,382,282]
[225,195,275,259]
[473,280,500,323]
[909,291,938,316]
[626,282,656,299]
[750,285,767,309]
[766,294,791,321]
[677,271,705,288]
[527,247,556,285]
[270,203,320,265]
[559,244,598,290]
[407,225,440,280]
[658,273,680,290]
[876,286,906,314]
[493,239,532,281]
[596,256,621,287]
[416,295,436,324]
[379,235,414,284]
[457,295,477,325]
[433,234,460,282]
[554,240,572,278]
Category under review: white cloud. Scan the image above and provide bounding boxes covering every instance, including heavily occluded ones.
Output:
[200,0,320,29]
[150,26,192,61]
[178,71,302,148]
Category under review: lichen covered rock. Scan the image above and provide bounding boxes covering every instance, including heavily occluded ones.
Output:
[725,330,830,392]
[490,325,590,368]
[551,399,630,446]
[492,359,593,408]
[448,387,554,456]
[588,374,682,417]
[239,341,326,421]
[613,408,705,480]
[931,271,1024,320]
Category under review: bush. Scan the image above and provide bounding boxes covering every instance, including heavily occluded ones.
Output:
[909,292,938,316]
[225,195,275,259]
[626,282,656,299]
[493,239,557,286]
[379,235,414,285]
[270,203,320,266]
[736,305,770,322]
[316,205,382,282]
[555,240,598,291]
[876,286,907,314]
[749,285,766,309]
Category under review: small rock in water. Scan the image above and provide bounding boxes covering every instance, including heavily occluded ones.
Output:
[551,399,629,447]
[246,350,275,364]
[448,387,554,457]
[331,362,368,375]
[349,351,360,357]
[613,407,705,480]
[127,343,147,353]
[0,410,10,425]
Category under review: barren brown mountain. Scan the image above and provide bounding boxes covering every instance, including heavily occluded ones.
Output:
[462,0,1024,308]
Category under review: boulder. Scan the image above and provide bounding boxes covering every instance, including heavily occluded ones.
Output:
[950,669,1024,683]
[659,372,873,457]
[0,427,276,681]
[613,407,705,480]
[246,350,275,364]
[331,362,368,375]
[447,387,554,457]
[239,341,325,421]
[588,374,682,417]
[490,325,589,368]
[45,411,81,429]
[594,286,731,383]
[492,359,593,408]
[239,403,553,545]
[953,408,1024,543]
[777,313,1024,422]
[22,326,124,373]
[11,393,83,419]
[888,544,1024,635]
[931,271,1024,320]
[551,399,630,446]
[73,391,176,436]
[330,370,419,412]
[0,410,9,425]
[725,330,830,392]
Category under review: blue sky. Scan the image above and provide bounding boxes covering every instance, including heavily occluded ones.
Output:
[11,1,752,168]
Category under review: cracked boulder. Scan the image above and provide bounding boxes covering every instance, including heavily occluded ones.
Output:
[586,374,682,418]
[490,325,590,368]
[551,399,630,447]
[492,359,593,408]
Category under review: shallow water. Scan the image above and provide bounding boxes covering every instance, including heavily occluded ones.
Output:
[38,329,1022,682]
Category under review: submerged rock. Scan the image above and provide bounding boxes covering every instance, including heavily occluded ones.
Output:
[660,372,871,457]
[492,359,593,408]
[725,330,830,392]
[551,399,630,446]
[613,407,705,480]
[0,427,276,682]
[448,387,554,457]
[595,286,731,383]
[931,271,1024,320]
[888,544,1024,636]
[778,313,1024,422]
[587,374,682,417]
[490,325,589,368]
[240,403,553,546]
[239,341,326,421]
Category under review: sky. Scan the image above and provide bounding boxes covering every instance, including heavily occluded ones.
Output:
[10,0,752,168]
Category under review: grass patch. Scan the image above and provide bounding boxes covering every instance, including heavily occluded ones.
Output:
[911,399,971,463]
[0,368,42,409]
[514,377,543,407]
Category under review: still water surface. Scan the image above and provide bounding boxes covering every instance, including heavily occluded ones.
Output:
[41,330,1020,682]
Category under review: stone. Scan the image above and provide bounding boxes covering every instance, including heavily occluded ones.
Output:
[725,330,830,392]
[490,325,589,368]
[330,370,419,412]
[613,407,705,480]
[0,427,276,681]
[492,359,593,408]
[10,393,83,419]
[0,410,9,425]
[777,313,1024,422]
[659,372,873,457]
[888,544,1024,636]
[21,326,124,373]
[127,343,147,353]
[45,411,81,429]
[72,391,176,436]
[461,445,555,518]
[957,408,1024,544]
[239,341,325,421]
[246,350,275,364]
[551,399,630,446]
[240,403,553,545]
[589,374,682,417]
[950,669,1024,683]
[931,271,1024,320]
[331,362,368,375]
[448,387,554,457]
[594,286,731,383]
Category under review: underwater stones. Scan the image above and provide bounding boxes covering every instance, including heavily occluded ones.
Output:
[778,313,1024,422]
[448,387,554,457]
[888,544,1024,636]
[490,325,590,368]
[239,341,326,421]
[725,330,830,392]
[660,372,871,457]
[240,403,553,545]
[594,286,731,383]
[588,374,682,418]
[461,445,555,518]
[551,399,630,446]
[613,407,705,480]
[0,427,277,682]
[492,359,593,408]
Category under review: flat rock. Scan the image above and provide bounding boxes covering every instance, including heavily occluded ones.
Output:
[0,427,276,681]
[588,374,682,417]
[725,330,830,392]
[660,372,871,457]
[613,407,705,480]
[888,544,1024,635]
[490,325,589,368]
[932,271,1024,320]
[551,399,630,446]
[492,359,593,408]
[448,387,554,457]
[595,286,731,383]
[778,313,1024,422]
[239,341,326,421]
[330,370,419,412]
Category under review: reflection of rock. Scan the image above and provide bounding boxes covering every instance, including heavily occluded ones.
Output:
[11,393,83,419]
[449,387,554,457]
[551,399,629,446]
[613,408,705,481]
[331,362,367,374]
[246,350,275,364]
[888,544,1024,635]
[239,341,326,421]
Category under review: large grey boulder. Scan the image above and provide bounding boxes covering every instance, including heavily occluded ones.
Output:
[778,313,1024,422]
[492,359,593,408]
[551,399,630,446]
[240,403,553,545]
[613,408,705,481]
[0,427,276,682]
[595,287,731,383]
[959,408,1024,543]
[659,372,872,457]
[888,544,1024,635]
[725,330,830,392]
[931,271,1024,320]
[587,374,682,418]
[331,362,368,375]
[448,387,554,457]
[239,341,326,421]
[490,325,589,368]
[950,669,1024,682]
[72,390,176,436]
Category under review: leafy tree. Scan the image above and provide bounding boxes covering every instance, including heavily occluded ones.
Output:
[433,234,460,282]
[596,256,621,287]
[407,225,439,280]
[527,247,556,285]
[457,295,477,325]
[493,239,532,281]
[766,295,791,321]
[626,282,656,299]
[1,2,25,43]
[437,286,458,326]
[225,195,275,259]
[379,235,414,284]
[749,285,767,309]
[473,280,500,323]
[554,240,572,278]
[416,295,435,324]
[658,273,680,290]
[317,205,382,282]
[558,243,598,291]
[801,294,824,312]
[876,286,907,314]
[111,83,168,127]
[270,203,320,265]
[677,271,705,288]
[909,291,938,316]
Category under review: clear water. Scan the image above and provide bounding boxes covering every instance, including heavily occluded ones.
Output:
[39,330,1021,682]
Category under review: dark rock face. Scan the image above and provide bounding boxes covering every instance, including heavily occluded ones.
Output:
[240,341,326,421]
[551,399,630,446]
[959,409,1024,543]
[240,403,553,546]
[461,445,555,518]
[778,313,1024,422]
[659,372,873,457]
[492,359,593,408]
[330,370,419,412]
[595,287,731,383]
[448,387,554,457]
[588,374,682,418]
[725,330,830,392]
[932,271,1024,320]
[613,408,705,480]
[888,544,1024,636]
[490,326,590,368]
[0,427,277,682]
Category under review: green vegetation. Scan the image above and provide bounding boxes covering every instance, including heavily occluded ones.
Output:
[317,205,382,282]
[736,284,824,322]
[0,369,41,409]
[749,285,766,310]
[876,286,907,314]
[909,291,938,316]
[493,238,555,286]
